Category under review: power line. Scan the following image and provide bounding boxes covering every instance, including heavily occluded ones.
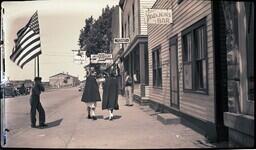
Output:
[42,54,73,57]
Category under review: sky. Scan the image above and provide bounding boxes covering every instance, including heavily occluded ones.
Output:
[2,0,119,82]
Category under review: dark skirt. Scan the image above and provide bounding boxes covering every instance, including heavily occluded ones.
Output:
[81,76,101,103]
[102,77,119,110]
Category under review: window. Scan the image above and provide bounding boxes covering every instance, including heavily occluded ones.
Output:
[128,14,130,38]
[132,3,135,33]
[122,25,124,38]
[195,27,207,90]
[125,23,127,37]
[182,18,208,93]
[245,2,254,101]
[183,33,192,90]
[152,46,162,87]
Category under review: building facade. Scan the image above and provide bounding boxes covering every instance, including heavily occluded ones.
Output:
[49,73,80,88]
[110,5,124,94]
[146,0,254,147]
[111,5,122,63]
[119,0,156,101]
[215,1,254,147]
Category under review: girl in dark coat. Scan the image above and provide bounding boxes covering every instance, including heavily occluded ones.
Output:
[102,68,119,120]
[81,69,101,120]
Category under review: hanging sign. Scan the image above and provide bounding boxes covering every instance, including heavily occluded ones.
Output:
[73,51,87,64]
[91,53,113,64]
[146,9,173,24]
[114,38,130,44]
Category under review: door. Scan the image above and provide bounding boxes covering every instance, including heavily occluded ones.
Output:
[169,36,179,109]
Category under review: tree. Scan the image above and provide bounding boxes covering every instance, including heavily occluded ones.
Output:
[78,5,115,55]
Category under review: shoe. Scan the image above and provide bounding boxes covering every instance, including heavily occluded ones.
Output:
[129,104,133,106]
[31,124,36,128]
[87,107,91,117]
[92,116,97,120]
[109,114,113,121]
[88,114,92,119]
[39,123,48,128]
[125,104,129,106]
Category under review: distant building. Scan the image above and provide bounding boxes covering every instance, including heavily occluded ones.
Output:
[49,73,80,88]
[10,80,33,88]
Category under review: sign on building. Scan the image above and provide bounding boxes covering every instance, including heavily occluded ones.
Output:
[91,53,113,64]
[113,38,130,44]
[73,51,87,64]
[146,9,173,24]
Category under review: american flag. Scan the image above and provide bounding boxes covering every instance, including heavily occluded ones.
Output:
[10,11,41,69]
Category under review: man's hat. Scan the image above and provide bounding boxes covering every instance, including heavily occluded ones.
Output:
[34,77,42,81]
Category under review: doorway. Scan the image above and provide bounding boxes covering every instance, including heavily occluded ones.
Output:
[169,35,179,109]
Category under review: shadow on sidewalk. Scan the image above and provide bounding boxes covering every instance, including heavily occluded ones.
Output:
[95,115,104,119]
[40,118,63,129]
[103,115,122,120]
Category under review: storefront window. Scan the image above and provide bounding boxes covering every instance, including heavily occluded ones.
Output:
[182,18,208,93]
[195,26,207,90]
[183,33,192,90]
[152,46,162,87]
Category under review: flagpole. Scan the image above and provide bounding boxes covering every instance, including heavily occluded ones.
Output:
[37,55,39,77]
[34,58,36,77]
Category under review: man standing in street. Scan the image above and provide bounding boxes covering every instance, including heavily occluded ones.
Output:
[30,77,47,128]
[124,71,133,106]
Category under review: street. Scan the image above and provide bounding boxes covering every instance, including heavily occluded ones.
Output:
[4,87,216,149]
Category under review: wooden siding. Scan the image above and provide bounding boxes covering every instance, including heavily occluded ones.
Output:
[122,0,156,51]
[148,0,216,123]
[122,0,140,50]
[139,0,157,35]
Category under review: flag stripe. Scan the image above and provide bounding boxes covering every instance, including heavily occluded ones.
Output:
[17,26,27,37]
[11,33,39,61]
[11,34,40,61]
[15,31,37,54]
[20,34,40,51]
[19,29,33,44]
[16,41,41,65]
[20,49,41,69]
[20,51,42,69]
[15,27,31,45]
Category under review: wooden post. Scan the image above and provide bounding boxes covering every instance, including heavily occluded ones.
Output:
[37,56,39,77]
[34,58,36,77]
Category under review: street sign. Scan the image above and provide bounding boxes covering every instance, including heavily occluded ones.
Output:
[146,9,172,24]
[114,38,130,44]
[91,53,113,64]
[72,51,88,64]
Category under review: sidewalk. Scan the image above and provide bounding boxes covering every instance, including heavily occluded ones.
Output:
[5,88,216,149]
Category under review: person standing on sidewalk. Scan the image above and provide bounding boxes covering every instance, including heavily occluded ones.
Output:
[102,68,119,120]
[30,77,47,128]
[81,68,101,120]
[124,71,133,106]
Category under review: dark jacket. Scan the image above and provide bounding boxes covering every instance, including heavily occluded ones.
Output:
[125,75,132,86]
[102,76,119,110]
[30,83,45,102]
[81,75,101,103]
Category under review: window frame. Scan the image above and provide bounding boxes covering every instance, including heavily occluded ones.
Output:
[181,18,208,94]
[128,14,130,38]
[132,3,135,33]
[152,45,162,88]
